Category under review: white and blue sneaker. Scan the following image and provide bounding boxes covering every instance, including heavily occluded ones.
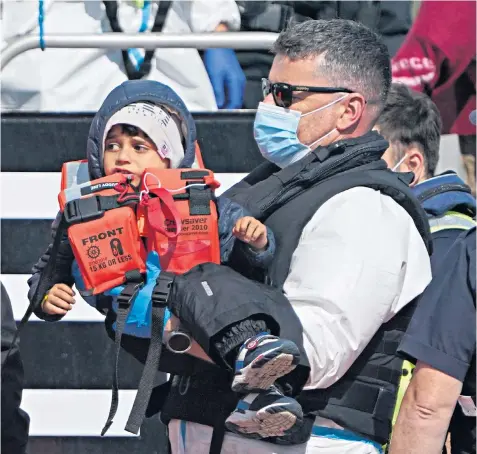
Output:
[225,385,304,438]
[232,333,301,393]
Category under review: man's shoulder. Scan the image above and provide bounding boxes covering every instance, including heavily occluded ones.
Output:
[463,226,476,253]
[324,186,414,219]
[430,228,471,271]
[311,186,423,238]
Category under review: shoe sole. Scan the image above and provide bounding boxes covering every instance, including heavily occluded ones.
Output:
[232,352,299,393]
[226,406,302,439]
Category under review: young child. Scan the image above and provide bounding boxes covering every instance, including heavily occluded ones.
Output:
[28,81,303,440]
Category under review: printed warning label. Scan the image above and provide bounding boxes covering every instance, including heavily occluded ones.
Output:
[87,253,133,273]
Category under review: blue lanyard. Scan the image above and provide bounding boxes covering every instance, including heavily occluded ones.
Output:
[38,0,45,50]
[138,1,151,32]
[128,1,151,69]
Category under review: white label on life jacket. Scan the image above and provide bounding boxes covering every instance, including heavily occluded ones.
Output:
[201,281,213,297]
[458,396,476,417]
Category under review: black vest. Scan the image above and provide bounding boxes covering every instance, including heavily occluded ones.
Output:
[160,132,432,446]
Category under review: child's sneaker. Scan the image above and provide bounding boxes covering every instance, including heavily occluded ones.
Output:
[225,385,304,439]
[232,333,301,393]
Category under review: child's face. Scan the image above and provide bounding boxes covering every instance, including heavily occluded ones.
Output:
[103,124,170,186]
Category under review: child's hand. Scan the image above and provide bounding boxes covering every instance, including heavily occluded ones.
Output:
[232,216,268,251]
[42,284,76,315]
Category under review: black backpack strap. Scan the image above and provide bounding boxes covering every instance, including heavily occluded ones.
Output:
[209,422,226,454]
[124,272,175,434]
[103,1,172,80]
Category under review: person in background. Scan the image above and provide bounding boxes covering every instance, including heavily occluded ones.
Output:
[1,0,245,112]
[389,227,476,454]
[391,0,476,195]
[236,1,412,108]
[1,282,30,454]
[376,83,476,267]
[376,83,476,452]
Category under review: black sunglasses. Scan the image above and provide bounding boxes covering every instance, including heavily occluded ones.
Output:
[262,78,353,108]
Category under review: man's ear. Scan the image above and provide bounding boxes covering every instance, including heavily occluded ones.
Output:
[336,93,366,133]
[406,146,426,185]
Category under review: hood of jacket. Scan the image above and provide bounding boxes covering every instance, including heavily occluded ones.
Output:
[412,171,476,218]
[86,80,197,180]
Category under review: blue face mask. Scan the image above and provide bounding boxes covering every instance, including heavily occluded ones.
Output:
[253,95,348,168]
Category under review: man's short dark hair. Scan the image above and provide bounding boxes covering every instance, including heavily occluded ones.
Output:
[377,83,442,177]
[272,19,391,119]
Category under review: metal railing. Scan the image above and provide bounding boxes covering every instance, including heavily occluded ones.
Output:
[1,32,278,70]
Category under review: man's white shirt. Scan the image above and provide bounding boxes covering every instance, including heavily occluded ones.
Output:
[283,187,432,389]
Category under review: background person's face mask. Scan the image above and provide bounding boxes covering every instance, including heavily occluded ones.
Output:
[253,94,348,168]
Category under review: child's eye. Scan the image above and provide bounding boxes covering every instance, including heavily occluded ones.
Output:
[134,144,150,152]
[105,143,120,151]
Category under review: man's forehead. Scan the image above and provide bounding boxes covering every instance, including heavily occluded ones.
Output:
[269,54,328,86]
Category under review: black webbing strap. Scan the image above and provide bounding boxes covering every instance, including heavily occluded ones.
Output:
[360,363,402,386]
[64,194,136,225]
[103,1,172,80]
[101,272,144,436]
[2,214,69,374]
[125,272,175,434]
[189,187,212,216]
[209,422,226,454]
[308,374,398,418]
[180,170,210,180]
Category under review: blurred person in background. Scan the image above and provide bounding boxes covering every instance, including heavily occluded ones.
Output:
[1,282,30,454]
[1,0,245,112]
[391,0,476,195]
[235,1,412,108]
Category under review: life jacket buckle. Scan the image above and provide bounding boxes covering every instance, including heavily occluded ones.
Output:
[152,272,175,308]
[117,282,144,309]
[64,196,104,225]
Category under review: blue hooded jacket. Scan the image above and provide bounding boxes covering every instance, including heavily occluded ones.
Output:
[28,80,275,328]
[412,171,476,270]
[412,171,476,218]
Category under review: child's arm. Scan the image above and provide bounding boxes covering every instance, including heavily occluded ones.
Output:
[216,197,275,270]
[27,212,76,321]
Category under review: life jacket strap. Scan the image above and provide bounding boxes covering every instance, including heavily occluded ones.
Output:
[64,194,139,225]
[124,272,175,434]
[101,272,144,436]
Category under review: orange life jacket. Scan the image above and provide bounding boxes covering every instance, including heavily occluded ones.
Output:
[58,149,221,296]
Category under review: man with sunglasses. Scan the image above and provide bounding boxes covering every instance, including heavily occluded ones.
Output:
[154,19,433,454]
